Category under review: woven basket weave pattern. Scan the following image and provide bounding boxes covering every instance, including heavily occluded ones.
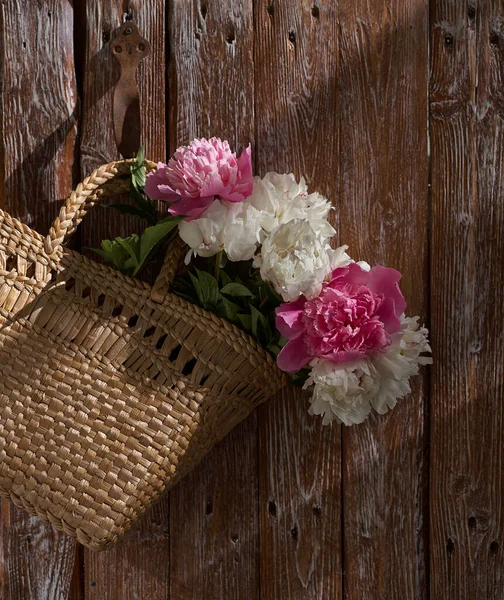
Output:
[0,160,287,550]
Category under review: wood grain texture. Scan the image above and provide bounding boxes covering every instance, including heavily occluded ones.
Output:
[86,502,170,600]
[78,0,167,251]
[254,2,342,599]
[80,2,170,599]
[338,1,429,599]
[167,2,258,599]
[0,3,79,599]
[429,1,504,598]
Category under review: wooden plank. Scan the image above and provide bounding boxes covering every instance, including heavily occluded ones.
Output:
[254,2,342,599]
[80,2,170,599]
[429,1,504,597]
[85,501,170,600]
[78,0,166,251]
[167,2,258,599]
[338,1,429,598]
[0,2,79,599]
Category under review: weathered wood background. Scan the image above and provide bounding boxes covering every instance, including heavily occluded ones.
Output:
[0,0,502,598]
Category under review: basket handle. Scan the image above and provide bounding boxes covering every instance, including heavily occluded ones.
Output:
[45,159,187,300]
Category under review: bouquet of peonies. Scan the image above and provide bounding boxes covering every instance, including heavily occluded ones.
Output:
[96,138,432,426]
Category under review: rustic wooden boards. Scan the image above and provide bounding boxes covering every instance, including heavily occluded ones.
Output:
[429,1,504,598]
[254,2,343,598]
[0,0,502,598]
[168,3,259,599]
[0,3,79,599]
[78,2,171,600]
[339,1,430,598]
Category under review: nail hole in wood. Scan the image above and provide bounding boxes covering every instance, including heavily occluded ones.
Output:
[90,581,97,588]
[490,32,500,46]
[288,29,296,47]
[311,5,320,18]
[468,515,477,530]
[444,34,454,49]
[205,500,213,515]
[468,6,476,20]
[48,11,52,18]
[226,33,235,44]
[268,500,277,517]
[291,524,298,542]
[231,534,238,544]
[490,541,499,554]
[22,41,26,49]
[446,537,455,555]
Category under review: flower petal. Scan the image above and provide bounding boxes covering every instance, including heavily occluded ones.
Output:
[168,196,214,219]
[276,336,312,373]
[368,266,407,333]
[275,297,306,339]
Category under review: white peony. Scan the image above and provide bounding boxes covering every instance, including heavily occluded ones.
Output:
[254,218,336,301]
[305,315,432,426]
[220,202,262,262]
[247,173,335,240]
[179,200,261,264]
[179,200,226,261]
[370,315,432,415]
[304,359,379,426]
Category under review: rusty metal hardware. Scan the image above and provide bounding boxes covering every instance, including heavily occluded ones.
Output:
[112,20,150,158]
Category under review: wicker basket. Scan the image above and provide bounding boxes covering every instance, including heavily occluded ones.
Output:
[0,160,288,551]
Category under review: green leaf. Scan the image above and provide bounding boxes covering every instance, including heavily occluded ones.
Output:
[105,203,156,222]
[217,296,241,323]
[132,217,184,275]
[115,234,141,269]
[237,313,252,332]
[220,283,255,298]
[87,236,138,273]
[250,305,273,347]
[136,145,145,166]
[189,272,203,304]
[131,146,146,191]
[218,268,233,287]
[194,268,220,308]
[128,146,159,225]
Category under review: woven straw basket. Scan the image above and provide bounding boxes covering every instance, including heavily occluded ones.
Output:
[0,160,287,551]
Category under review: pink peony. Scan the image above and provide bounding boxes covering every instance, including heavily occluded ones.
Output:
[145,137,253,219]
[275,262,407,372]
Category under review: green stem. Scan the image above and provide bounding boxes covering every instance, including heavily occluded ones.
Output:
[214,251,223,280]
[258,296,269,311]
